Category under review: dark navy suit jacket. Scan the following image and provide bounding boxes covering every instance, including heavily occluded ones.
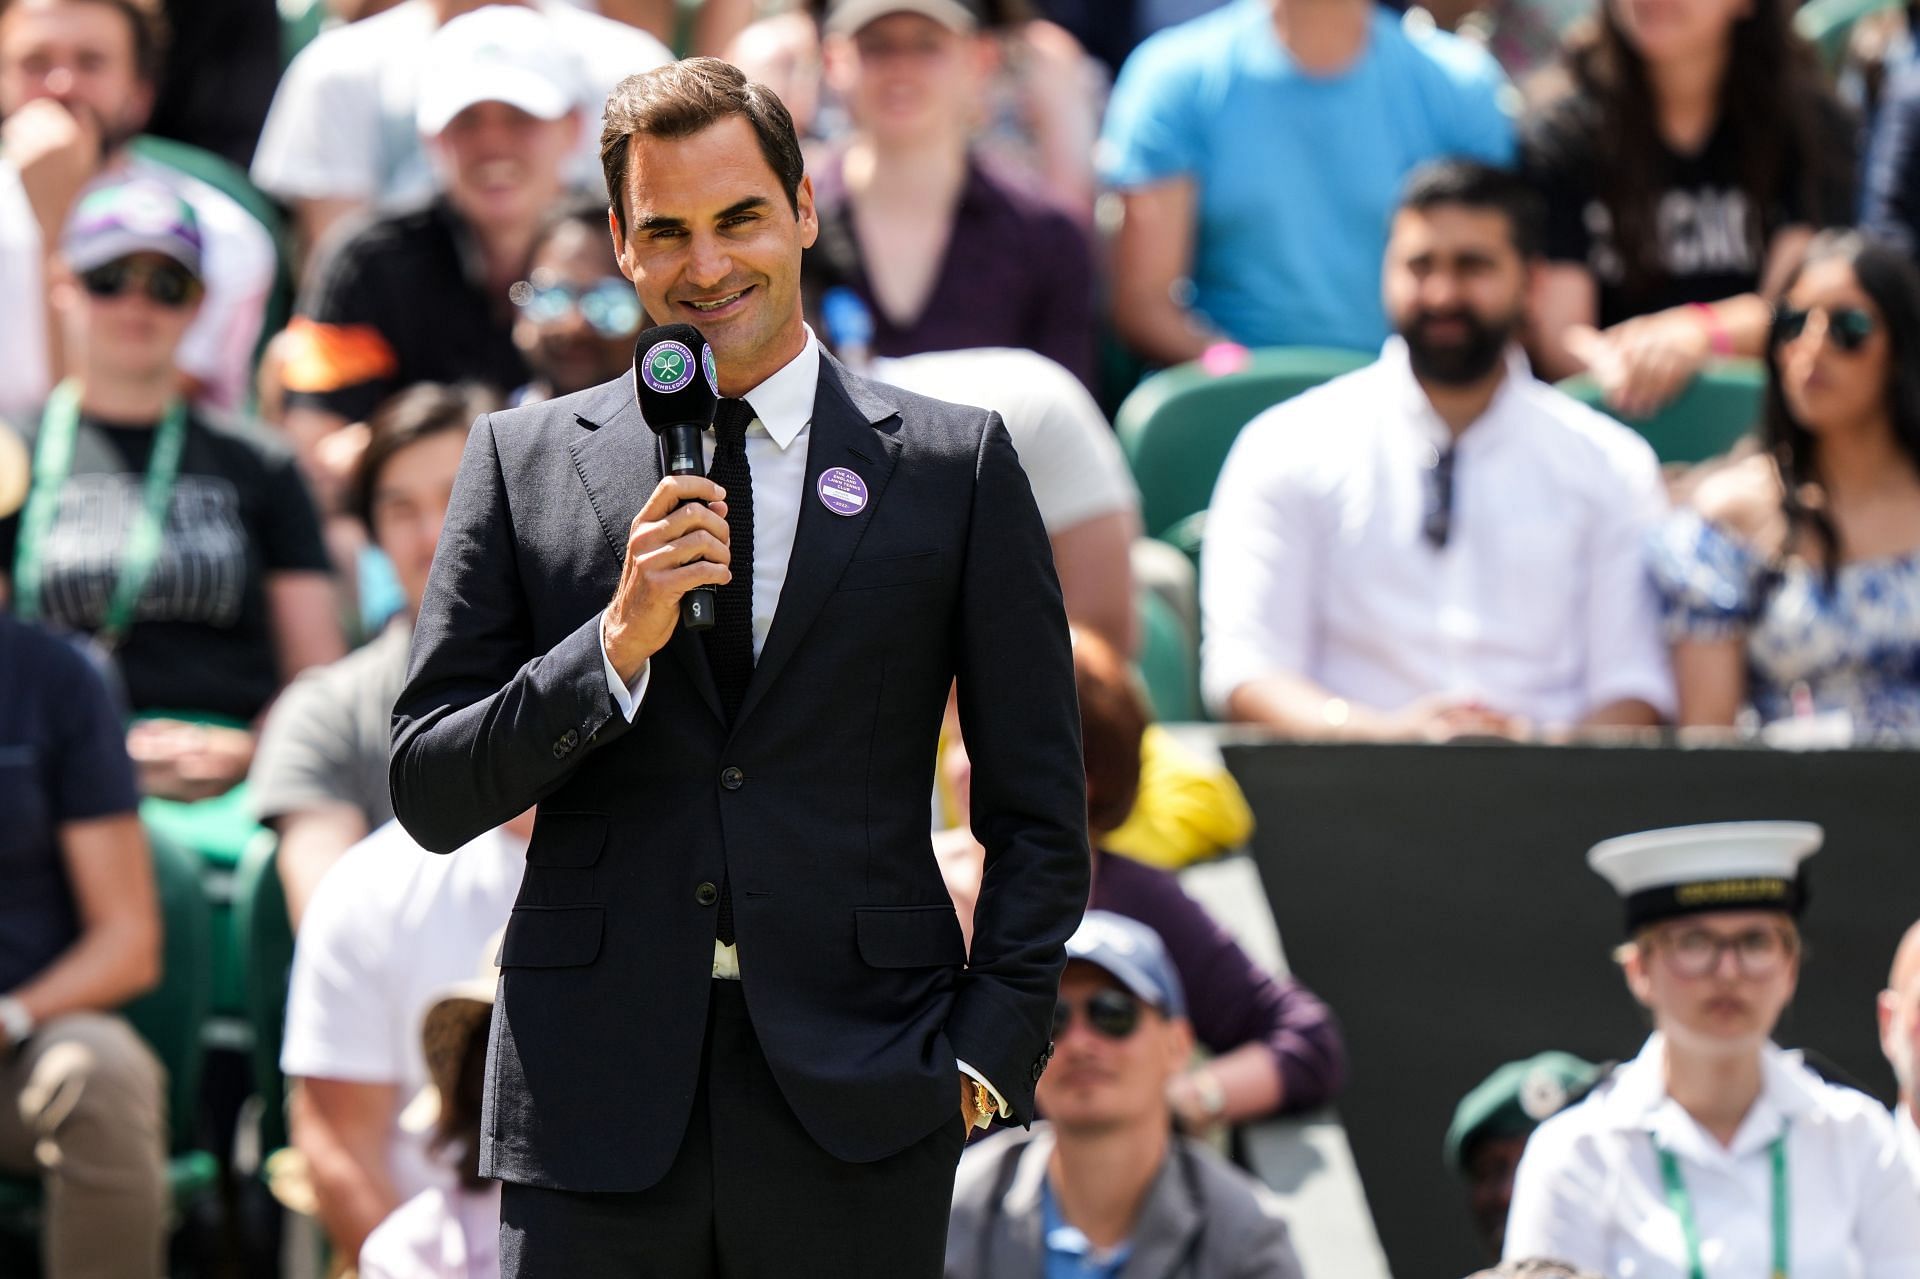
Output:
[389,354,1089,1192]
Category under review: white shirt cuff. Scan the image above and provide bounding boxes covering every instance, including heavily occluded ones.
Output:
[956,1059,1010,1120]
[600,612,649,721]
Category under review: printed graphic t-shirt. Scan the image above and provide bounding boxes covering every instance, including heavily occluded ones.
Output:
[0,406,331,722]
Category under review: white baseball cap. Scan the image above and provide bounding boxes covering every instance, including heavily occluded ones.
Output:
[417,5,578,138]
[824,0,983,37]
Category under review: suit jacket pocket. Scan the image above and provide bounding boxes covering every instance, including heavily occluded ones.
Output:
[855,904,967,969]
[525,811,608,868]
[835,551,940,592]
[499,905,604,968]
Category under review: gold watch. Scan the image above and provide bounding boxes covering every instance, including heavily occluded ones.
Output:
[966,1079,996,1130]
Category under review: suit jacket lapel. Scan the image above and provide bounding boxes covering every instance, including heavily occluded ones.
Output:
[567,373,724,724]
[733,353,901,729]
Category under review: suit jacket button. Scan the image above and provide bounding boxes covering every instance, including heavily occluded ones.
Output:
[563,728,579,746]
[695,881,720,906]
[552,740,568,758]
[720,766,745,790]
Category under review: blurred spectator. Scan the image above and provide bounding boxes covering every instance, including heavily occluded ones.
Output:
[941,628,1347,1127]
[1883,918,1920,1177]
[0,611,164,1279]
[0,179,342,802]
[251,0,667,256]
[0,0,277,413]
[356,937,502,1279]
[1523,0,1855,416]
[276,6,582,480]
[143,0,280,168]
[946,911,1306,1279]
[971,0,1107,220]
[1202,162,1671,739]
[1504,822,1920,1269]
[281,810,531,1262]
[1444,1051,1602,1259]
[726,10,827,166]
[508,200,642,406]
[250,384,492,928]
[867,341,1140,654]
[1097,0,1514,367]
[805,0,1098,389]
[1466,1262,1605,1279]
[1864,57,1920,259]
[1650,232,1920,744]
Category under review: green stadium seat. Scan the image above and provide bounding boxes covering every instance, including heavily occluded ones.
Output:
[232,837,294,1159]
[1137,588,1202,724]
[1116,346,1373,539]
[1555,359,1765,465]
[0,832,220,1261]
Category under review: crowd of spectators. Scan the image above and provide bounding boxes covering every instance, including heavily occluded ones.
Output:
[1,0,1919,1274]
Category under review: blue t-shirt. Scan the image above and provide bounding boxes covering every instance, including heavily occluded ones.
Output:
[0,614,140,993]
[1098,0,1516,353]
[1042,1176,1134,1279]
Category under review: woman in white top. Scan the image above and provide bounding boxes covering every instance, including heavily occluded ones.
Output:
[1503,822,1920,1277]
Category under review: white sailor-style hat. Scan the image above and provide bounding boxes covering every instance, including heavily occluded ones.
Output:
[1587,821,1823,934]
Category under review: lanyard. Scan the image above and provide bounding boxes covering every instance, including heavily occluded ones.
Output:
[1655,1132,1789,1279]
[12,380,188,647]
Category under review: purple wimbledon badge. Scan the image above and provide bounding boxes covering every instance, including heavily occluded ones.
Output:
[817,467,868,517]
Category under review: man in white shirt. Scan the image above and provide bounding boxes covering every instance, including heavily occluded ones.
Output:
[1881,917,1920,1180]
[0,0,276,414]
[1201,160,1673,740]
[280,812,531,1262]
[251,0,669,258]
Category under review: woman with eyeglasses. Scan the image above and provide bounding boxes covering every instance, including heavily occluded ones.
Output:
[1503,822,1920,1274]
[0,178,342,806]
[1651,232,1920,744]
[1522,0,1854,417]
[508,199,646,407]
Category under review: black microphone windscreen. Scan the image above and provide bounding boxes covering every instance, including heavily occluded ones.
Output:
[633,323,719,434]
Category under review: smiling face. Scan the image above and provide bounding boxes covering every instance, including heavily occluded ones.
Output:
[1624,910,1800,1058]
[0,0,152,146]
[1774,257,1893,437]
[612,114,818,398]
[432,100,579,234]
[828,12,984,147]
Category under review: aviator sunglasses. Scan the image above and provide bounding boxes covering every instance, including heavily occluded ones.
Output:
[508,275,644,339]
[1050,988,1146,1041]
[79,258,201,308]
[1773,304,1876,353]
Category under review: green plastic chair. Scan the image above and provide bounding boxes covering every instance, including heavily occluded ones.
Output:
[1116,347,1374,539]
[1137,588,1202,723]
[1556,359,1766,465]
[232,837,294,1159]
[0,832,220,1255]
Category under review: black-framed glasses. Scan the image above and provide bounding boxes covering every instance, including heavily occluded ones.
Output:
[1050,988,1144,1041]
[79,258,200,308]
[1774,305,1876,353]
[1655,924,1796,979]
[1422,444,1456,550]
[508,274,643,339]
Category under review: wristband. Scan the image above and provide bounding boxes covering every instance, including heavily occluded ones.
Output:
[1688,302,1734,357]
[1200,341,1251,376]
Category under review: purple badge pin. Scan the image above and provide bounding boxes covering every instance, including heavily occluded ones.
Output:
[817,466,869,517]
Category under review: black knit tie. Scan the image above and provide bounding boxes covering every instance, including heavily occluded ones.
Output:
[702,397,756,945]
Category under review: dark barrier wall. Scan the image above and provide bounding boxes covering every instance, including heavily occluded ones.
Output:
[1222,739,1920,1279]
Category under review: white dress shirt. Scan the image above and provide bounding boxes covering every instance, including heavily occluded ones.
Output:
[1900,1104,1920,1184]
[1504,1033,1920,1277]
[596,332,1006,1116]
[1199,339,1676,726]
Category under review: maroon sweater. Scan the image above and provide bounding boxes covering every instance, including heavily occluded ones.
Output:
[1091,849,1348,1114]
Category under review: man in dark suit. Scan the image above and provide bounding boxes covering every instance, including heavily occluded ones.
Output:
[388,57,1089,1277]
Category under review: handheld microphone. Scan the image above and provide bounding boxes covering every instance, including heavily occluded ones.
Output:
[633,322,722,631]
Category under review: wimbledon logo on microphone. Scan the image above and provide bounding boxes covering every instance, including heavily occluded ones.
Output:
[641,339,697,395]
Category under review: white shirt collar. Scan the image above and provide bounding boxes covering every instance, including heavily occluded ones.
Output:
[729,326,819,451]
[1601,1033,1824,1156]
[1378,335,1535,452]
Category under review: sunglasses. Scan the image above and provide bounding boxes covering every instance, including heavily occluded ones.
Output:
[79,258,200,308]
[508,276,643,339]
[1773,305,1876,353]
[1050,988,1145,1041]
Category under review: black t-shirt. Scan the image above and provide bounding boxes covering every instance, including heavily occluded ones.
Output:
[285,197,528,423]
[0,406,332,722]
[0,614,140,993]
[1522,93,1857,327]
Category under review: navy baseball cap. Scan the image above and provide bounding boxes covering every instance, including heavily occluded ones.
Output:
[1065,911,1186,1019]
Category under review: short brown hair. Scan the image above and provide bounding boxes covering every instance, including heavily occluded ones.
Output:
[1073,627,1151,836]
[351,383,498,536]
[0,0,170,85]
[599,56,805,238]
